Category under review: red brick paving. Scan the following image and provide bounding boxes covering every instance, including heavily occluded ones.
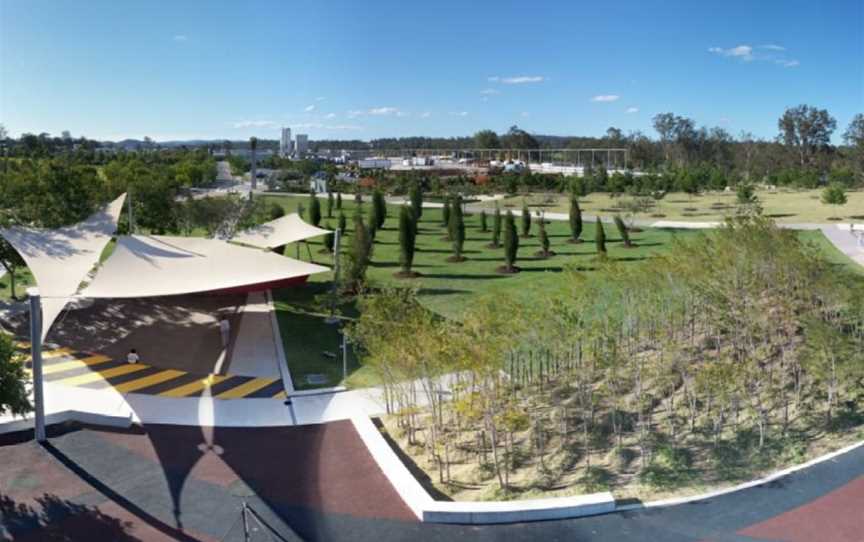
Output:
[738,476,864,542]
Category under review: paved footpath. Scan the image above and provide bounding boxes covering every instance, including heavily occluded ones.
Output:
[1,423,862,541]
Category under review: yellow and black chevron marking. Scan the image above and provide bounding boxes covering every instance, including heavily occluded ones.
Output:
[16,344,286,400]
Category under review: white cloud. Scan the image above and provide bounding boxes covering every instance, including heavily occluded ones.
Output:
[304,105,316,112]
[480,88,501,95]
[488,75,545,84]
[708,45,754,60]
[315,96,326,101]
[419,112,432,118]
[449,111,469,117]
[369,107,398,115]
[709,44,799,67]
[348,107,401,118]
[232,120,278,129]
[592,95,620,102]
[625,107,639,114]
[324,113,336,119]
[291,122,362,131]
[173,35,188,42]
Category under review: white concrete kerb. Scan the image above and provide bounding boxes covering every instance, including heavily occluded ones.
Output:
[350,415,615,524]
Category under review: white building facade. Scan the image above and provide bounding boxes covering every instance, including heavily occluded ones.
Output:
[295,134,308,157]
[280,127,293,157]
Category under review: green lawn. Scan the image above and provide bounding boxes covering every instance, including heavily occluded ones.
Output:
[483,189,864,224]
[263,194,704,318]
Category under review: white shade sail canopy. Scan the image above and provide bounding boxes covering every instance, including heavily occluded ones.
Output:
[231,213,331,250]
[0,194,126,340]
[81,235,330,299]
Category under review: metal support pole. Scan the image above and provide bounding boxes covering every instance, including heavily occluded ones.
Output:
[326,229,341,324]
[341,331,348,381]
[127,188,134,234]
[28,288,46,443]
[242,502,250,542]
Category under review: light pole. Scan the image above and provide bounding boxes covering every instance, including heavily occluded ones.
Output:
[28,288,46,443]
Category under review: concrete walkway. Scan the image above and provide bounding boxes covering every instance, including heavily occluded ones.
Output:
[222,291,280,378]
[821,224,864,266]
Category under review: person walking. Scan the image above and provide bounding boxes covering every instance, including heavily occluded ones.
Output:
[126,348,140,364]
[219,316,231,348]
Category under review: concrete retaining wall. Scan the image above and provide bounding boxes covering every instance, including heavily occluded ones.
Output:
[350,415,615,524]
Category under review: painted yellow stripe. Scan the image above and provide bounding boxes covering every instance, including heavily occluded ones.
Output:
[159,374,230,398]
[42,355,113,375]
[113,369,186,393]
[55,363,149,386]
[214,378,274,399]
[272,390,287,399]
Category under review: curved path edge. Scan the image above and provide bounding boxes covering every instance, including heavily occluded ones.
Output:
[353,413,864,525]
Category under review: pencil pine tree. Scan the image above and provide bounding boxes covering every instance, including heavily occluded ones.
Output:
[503,210,519,272]
[490,203,502,248]
[449,196,466,261]
[372,189,387,229]
[409,183,423,221]
[569,195,583,243]
[398,206,417,276]
[308,192,322,227]
[595,217,607,256]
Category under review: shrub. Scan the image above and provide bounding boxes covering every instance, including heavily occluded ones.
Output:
[442,197,451,230]
[336,191,342,210]
[326,191,334,218]
[521,204,531,237]
[337,212,347,236]
[480,209,488,232]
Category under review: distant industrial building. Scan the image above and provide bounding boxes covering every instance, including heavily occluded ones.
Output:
[280,127,293,157]
[295,134,308,157]
[358,158,392,170]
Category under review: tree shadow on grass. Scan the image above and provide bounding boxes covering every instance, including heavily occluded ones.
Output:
[417,287,471,297]
[425,273,508,280]
[613,256,651,263]
[418,248,483,255]
[519,267,564,273]
[0,493,141,541]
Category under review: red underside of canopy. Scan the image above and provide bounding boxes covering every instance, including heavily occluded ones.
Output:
[208,275,310,295]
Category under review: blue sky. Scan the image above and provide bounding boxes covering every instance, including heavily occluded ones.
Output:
[1,0,861,142]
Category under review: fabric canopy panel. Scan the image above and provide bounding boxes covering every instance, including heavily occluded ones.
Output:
[81,235,330,298]
[231,213,331,250]
[0,194,126,340]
